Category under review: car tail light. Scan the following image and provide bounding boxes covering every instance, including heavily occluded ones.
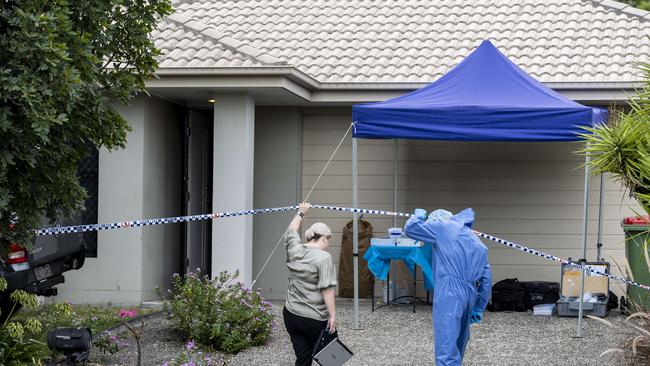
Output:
[7,243,30,271]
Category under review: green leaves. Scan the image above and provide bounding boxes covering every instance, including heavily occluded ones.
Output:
[0,0,172,247]
[620,0,650,11]
[9,290,38,309]
[578,59,650,215]
[0,286,46,363]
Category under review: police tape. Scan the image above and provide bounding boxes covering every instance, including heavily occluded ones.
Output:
[36,204,649,291]
[35,205,301,236]
[473,231,650,291]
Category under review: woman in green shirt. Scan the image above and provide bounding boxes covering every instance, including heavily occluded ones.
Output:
[283,202,337,366]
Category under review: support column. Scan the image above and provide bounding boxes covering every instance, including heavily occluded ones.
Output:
[352,137,359,329]
[212,94,255,284]
[576,145,590,337]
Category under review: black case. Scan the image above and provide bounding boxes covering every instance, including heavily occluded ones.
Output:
[487,278,528,312]
[47,327,92,352]
[312,329,353,366]
[520,281,560,309]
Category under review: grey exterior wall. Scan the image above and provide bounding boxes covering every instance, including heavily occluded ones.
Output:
[301,109,639,297]
[253,107,301,299]
[141,96,183,300]
[55,95,182,304]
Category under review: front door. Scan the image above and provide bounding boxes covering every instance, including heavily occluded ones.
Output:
[184,109,213,275]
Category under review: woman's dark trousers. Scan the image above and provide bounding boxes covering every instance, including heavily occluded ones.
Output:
[283,306,327,366]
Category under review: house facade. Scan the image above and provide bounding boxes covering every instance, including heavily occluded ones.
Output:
[56,0,649,304]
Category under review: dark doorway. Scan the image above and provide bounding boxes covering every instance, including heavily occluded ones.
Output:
[181,109,213,276]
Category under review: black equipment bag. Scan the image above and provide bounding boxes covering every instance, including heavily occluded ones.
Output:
[487,278,528,312]
[520,281,560,310]
[607,290,619,310]
[47,327,92,352]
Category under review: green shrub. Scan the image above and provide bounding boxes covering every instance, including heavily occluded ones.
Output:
[93,331,123,355]
[15,301,144,362]
[22,302,142,342]
[0,278,48,365]
[167,270,275,354]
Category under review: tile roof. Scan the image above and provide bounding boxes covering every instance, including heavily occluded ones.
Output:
[153,13,286,68]
[155,0,650,84]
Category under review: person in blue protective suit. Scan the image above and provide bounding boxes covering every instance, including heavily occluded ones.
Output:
[404,208,492,366]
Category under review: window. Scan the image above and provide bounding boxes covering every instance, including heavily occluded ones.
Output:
[77,149,99,257]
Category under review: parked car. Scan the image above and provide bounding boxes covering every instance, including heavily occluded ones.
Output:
[1,225,86,322]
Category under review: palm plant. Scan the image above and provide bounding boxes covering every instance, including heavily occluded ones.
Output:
[578,61,650,215]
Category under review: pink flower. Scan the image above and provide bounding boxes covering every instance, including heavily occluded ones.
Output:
[118,309,138,319]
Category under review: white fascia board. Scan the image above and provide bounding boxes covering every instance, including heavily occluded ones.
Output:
[155,67,320,89]
[310,81,641,103]
[313,81,642,90]
[278,77,312,102]
[147,75,287,88]
[150,68,641,103]
[309,88,636,104]
[155,67,643,91]
[146,74,312,101]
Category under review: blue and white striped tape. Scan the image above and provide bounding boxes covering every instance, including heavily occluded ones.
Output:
[35,206,300,236]
[35,204,649,291]
[472,231,650,291]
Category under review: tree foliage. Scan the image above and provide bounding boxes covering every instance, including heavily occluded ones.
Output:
[620,0,650,11]
[0,0,172,247]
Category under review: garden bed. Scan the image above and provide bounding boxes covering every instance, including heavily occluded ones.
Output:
[91,299,628,365]
[16,303,157,340]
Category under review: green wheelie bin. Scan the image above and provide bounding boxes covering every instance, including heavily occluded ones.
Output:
[623,218,650,311]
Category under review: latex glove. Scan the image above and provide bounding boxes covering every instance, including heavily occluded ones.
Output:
[470,311,483,324]
[414,208,427,220]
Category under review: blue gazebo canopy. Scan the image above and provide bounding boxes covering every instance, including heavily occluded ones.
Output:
[352,40,607,141]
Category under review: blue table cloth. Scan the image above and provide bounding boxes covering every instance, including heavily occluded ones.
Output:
[363,242,434,290]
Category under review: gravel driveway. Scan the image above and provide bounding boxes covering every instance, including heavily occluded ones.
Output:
[90,299,627,366]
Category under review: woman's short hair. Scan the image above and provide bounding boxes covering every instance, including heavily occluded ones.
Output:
[305,222,332,242]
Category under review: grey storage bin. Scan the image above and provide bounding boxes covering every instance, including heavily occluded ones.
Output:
[556,260,610,318]
[556,298,608,317]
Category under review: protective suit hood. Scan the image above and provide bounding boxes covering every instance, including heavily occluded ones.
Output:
[452,208,475,228]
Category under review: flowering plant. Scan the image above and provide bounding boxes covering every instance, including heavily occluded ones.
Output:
[167,270,276,353]
[117,308,145,365]
[93,331,127,355]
